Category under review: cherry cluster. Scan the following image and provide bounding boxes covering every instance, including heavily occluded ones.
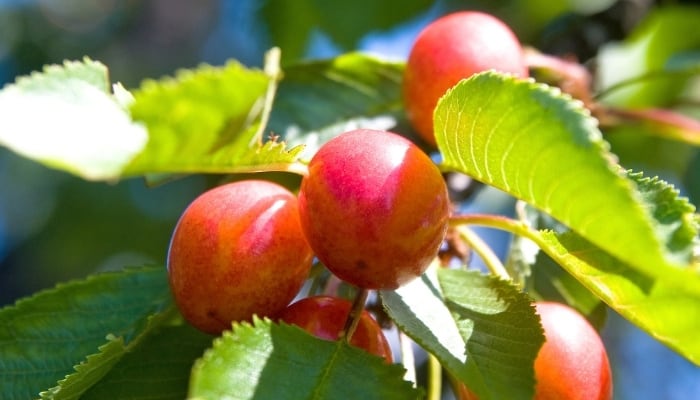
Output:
[167,10,612,400]
[167,128,446,360]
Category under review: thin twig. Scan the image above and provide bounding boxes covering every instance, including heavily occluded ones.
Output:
[427,353,443,400]
[340,288,370,342]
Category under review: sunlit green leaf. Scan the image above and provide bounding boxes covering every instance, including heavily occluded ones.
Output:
[536,230,700,365]
[453,202,700,364]
[0,58,147,180]
[626,171,698,263]
[527,251,608,329]
[126,52,304,176]
[507,202,607,325]
[509,204,605,322]
[381,268,544,400]
[435,72,694,281]
[189,318,419,400]
[0,266,172,400]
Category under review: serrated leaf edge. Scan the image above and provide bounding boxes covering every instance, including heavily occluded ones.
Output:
[39,305,179,400]
[436,72,688,277]
[0,265,163,315]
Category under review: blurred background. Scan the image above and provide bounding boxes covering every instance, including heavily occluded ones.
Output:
[0,0,699,398]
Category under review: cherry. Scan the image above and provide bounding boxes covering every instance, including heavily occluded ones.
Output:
[277,295,393,363]
[532,301,612,400]
[297,129,450,290]
[456,302,613,400]
[403,11,528,146]
[167,180,314,335]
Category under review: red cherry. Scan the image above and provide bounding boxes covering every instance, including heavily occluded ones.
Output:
[167,180,314,335]
[533,302,613,400]
[298,129,450,290]
[403,11,528,146]
[278,295,393,363]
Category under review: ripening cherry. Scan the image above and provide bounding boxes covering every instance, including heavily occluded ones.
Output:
[167,180,314,335]
[403,11,528,146]
[277,295,393,363]
[532,301,613,400]
[456,301,613,400]
[297,129,450,290]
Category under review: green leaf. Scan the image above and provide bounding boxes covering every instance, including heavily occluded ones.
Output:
[528,251,608,329]
[0,58,148,180]
[40,306,181,400]
[452,206,700,363]
[189,318,419,400]
[381,268,544,400]
[0,266,172,400]
[511,203,607,324]
[625,171,698,262]
[39,336,130,400]
[596,5,700,107]
[269,52,408,159]
[535,230,700,364]
[81,325,213,400]
[435,72,694,281]
[439,269,544,400]
[126,50,304,176]
[261,0,432,62]
[380,270,467,377]
[504,203,541,287]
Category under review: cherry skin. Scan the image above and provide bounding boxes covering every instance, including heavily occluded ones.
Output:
[455,302,613,400]
[297,129,450,290]
[277,295,393,363]
[403,11,528,146]
[167,180,314,335]
[532,302,612,400]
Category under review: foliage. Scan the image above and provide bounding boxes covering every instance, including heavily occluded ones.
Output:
[0,2,699,399]
[189,318,419,400]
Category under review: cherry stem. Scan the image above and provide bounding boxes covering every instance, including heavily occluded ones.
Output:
[253,47,281,146]
[427,353,443,400]
[340,287,370,343]
[449,213,541,242]
[449,213,547,281]
[248,47,311,179]
[454,224,510,281]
